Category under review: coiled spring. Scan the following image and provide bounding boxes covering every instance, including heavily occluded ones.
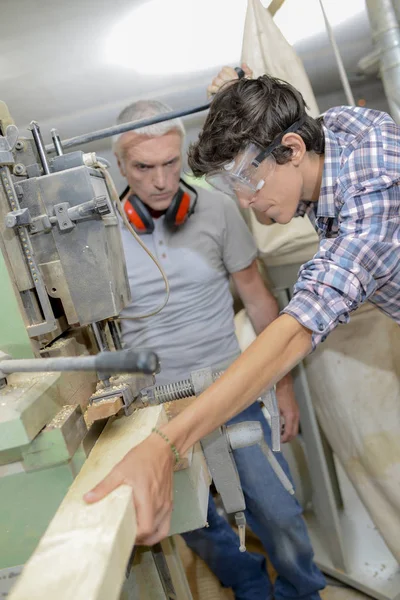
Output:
[155,379,194,403]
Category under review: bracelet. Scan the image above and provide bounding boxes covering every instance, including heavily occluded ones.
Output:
[152,427,180,465]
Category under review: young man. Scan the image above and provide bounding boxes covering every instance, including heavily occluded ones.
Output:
[85,66,399,558]
[101,99,324,600]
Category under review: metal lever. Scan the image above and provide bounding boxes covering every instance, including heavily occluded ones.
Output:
[226,421,295,496]
[235,511,247,553]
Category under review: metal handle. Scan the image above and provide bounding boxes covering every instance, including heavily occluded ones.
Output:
[0,349,159,375]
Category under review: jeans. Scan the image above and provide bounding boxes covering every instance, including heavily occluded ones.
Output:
[181,402,325,600]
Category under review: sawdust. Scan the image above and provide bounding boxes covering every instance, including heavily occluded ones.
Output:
[48,338,70,349]
[47,404,76,428]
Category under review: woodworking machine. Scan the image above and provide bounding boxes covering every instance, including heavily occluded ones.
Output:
[0,101,286,598]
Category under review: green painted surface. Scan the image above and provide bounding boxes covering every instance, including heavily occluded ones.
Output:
[22,429,72,471]
[0,250,33,359]
[0,447,86,569]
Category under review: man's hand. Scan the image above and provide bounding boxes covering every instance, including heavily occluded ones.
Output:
[84,433,175,546]
[275,374,299,443]
[207,63,253,98]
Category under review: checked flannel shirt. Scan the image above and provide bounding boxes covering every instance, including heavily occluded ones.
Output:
[283,105,400,348]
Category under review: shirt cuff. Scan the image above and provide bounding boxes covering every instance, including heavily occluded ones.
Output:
[282,290,352,350]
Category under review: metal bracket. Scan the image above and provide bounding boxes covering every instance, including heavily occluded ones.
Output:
[54,202,75,232]
[4,207,32,229]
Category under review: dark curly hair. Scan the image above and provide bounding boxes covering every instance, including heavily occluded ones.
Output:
[188,75,325,177]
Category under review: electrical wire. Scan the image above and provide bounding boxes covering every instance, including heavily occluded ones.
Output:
[97,163,170,319]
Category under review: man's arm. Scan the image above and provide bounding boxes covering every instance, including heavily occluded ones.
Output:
[232,260,299,442]
[85,314,312,545]
[231,260,278,335]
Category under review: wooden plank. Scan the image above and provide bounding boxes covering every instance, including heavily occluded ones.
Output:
[86,396,124,423]
[9,405,167,600]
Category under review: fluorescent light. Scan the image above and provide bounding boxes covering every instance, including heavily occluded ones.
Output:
[105,0,247,74]
[274,0,366,46]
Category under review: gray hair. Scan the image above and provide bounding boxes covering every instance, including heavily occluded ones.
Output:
[113,99,185,156]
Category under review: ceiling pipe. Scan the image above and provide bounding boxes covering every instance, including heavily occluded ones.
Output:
[318,0,355,106]
[366,0,400,123]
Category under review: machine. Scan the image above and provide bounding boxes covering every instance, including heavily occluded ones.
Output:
[0,100,288,598]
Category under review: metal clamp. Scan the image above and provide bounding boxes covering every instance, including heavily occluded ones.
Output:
[0,124,18,166]
[53,197,111,232]
[90,383,135,416]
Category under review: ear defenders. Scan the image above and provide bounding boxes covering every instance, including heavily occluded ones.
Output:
[123,179,198,234]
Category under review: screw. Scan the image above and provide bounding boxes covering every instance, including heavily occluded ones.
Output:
[58,207,64,212]
[62,222,68,227]
[15,141,24,151]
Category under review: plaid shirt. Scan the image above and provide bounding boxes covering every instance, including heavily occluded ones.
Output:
[283,106,400,348]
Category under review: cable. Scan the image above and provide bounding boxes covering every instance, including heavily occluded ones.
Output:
[96,155,111,168]
[97,163,170,319]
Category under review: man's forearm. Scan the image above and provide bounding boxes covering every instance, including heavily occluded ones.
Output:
[246,293,279,335]
[162,314,312,455]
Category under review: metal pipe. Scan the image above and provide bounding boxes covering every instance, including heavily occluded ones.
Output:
[0,348,159,375]
[319,0,355,105]
[30,121,51,174]
[51,128,64,156]
[44,102,211,153]
[366,0,400,123]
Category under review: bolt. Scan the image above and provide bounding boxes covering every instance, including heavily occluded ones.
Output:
[15,141,24,151]
[30,225,36,232]
[13,164,25,176]
[5,214,17,228]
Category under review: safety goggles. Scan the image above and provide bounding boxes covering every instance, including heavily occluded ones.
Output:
[205,117,306,199]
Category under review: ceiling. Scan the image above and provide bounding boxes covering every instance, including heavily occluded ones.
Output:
[0,0,382,185]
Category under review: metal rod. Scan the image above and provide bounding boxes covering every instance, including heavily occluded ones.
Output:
[108,320,122,350]
[44,102,211,152]
[91,322,109,352]
[0,356,99,373]
[92,322,111,386]
[30,121,51,174]
[319,0,355,105]
[0,348,159,375]
[51,128,64,156]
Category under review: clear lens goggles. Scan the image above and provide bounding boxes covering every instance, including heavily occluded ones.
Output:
[206,143,275,199]
[205,116,306,200]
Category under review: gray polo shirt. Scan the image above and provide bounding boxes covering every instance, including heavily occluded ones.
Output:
[120,185,257,384]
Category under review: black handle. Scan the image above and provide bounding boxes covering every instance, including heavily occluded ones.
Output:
[234,67,246,79]
[95,349,159,374]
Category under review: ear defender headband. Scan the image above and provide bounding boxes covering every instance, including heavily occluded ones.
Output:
[123,179,198,234]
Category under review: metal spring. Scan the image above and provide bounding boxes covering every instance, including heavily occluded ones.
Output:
[154,379,194,403]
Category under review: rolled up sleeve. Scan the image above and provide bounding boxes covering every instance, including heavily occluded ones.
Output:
[282,229,393,348]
